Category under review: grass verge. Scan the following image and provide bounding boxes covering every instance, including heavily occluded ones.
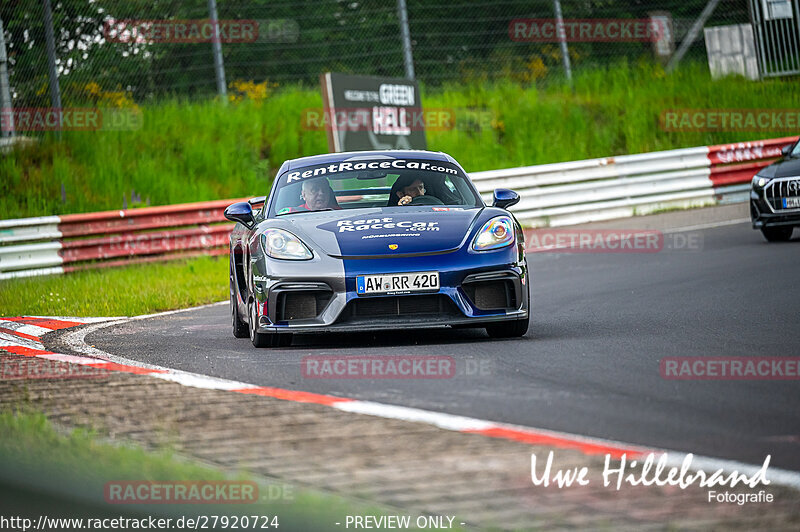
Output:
[0,408,422,532]
[0,256,227,317]
[2,61,798,219]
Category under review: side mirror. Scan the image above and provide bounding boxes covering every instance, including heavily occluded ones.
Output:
[224,202,256,229]
[782,144,794,157]
[492,188,520,210]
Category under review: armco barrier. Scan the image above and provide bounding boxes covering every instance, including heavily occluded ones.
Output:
[0,136,796,279]
[0,198,254,280]
[470,135,797,227]
[706,138,796,205]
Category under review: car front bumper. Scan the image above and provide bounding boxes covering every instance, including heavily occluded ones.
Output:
[251,244,529,334]
[750,187,800,229]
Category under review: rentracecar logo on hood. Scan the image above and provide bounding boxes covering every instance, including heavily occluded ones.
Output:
[332,217,439,233]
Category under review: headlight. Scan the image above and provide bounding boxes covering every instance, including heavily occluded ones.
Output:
[752,175,768,188]
[472,216,515,251]
[261,229,313,260]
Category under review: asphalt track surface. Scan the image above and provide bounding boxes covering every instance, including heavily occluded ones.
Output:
[85,220,800,471]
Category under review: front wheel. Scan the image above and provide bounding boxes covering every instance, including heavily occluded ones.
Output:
[248,300,292,348]
[485,317,529,338]
[761,226,794,242]
[231,279,248,339]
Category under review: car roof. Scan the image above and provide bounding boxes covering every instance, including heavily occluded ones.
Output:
[283,150,456,171]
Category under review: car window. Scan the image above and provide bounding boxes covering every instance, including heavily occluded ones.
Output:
[269,158,482,216]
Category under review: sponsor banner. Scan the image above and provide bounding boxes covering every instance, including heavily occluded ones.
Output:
[661,109,800,132]
[660,357,800,380]
[509,18,666,42]
[320,73,426,152]
[284,159,457,183]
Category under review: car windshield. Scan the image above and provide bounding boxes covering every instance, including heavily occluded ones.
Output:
[268,158,483,217]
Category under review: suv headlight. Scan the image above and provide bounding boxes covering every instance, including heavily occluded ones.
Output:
[261,229,313,260]
[752,175,769,188]
[472,216,515,251]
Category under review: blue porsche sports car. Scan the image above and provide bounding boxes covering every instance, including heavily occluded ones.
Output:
[224,150,529,347]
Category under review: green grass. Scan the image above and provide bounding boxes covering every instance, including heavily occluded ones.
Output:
[2,61,798,220]
[0,256,228,317]
[0,409,426,532]
[0,409,236,484]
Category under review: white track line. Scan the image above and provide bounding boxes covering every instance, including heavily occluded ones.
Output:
[663,218,750,233]
[47,306,800,490]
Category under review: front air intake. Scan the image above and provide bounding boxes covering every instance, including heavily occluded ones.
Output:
[277,291,332,321]
[462,279,516,311]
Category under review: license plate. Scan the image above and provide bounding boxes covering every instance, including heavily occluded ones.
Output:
[357,272,439,295]
[783,197,800,209]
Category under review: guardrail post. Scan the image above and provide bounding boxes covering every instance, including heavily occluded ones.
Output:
[0,17,14,138]
[208,0,227,102]
[397,0,416,80]
[552,0,573,84]
[42,0,62,139]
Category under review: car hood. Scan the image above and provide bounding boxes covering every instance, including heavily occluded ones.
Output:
[280,207,484,257]
[759,157,800,179]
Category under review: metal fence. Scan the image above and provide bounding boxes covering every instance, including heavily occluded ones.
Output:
[1,0,755,115]
[749,0,800,76]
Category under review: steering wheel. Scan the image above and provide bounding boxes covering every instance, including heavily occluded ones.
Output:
[409,195,444,206]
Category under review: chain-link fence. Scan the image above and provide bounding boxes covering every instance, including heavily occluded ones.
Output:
[0,0,761,116]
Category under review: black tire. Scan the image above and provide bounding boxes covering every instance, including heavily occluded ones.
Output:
[761,226,794,242]
[248,300,293,348]
[485,317,529,338]
[231,278,248,339]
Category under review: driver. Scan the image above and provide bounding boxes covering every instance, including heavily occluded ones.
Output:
[292,179,341,212]
[396,178,426,206]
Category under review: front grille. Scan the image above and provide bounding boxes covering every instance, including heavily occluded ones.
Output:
[352,295,446,317]
[765,178,800,212]
[335,295,458,324]
[462,279,516,310]
[277,291,331,321]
